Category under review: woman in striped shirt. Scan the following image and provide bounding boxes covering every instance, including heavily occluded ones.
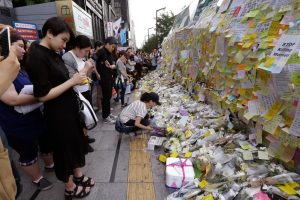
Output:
[119,92,161,131]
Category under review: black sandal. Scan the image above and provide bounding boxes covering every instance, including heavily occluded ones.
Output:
[73,175,95,187]
[64,185,90,200]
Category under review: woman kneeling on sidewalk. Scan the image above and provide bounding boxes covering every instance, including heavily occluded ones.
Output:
[116,92,160,133]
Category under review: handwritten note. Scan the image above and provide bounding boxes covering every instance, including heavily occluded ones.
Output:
[263,115,283,134]
[290,102,300,137]
[259,34,300,73]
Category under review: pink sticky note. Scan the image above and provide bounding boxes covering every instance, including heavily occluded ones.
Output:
[254,191,271,200]
[171,182,177,188]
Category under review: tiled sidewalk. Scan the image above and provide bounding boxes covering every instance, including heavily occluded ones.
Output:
[15,101,173,200]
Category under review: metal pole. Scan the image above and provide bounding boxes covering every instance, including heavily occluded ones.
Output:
[148,27,153,40]
[155,7,166,48]
[155,11,157,48]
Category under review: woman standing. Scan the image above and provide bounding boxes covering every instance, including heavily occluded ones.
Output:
[62,35,97,153]
[26,17,94,199]
[116,50,129,107]
[0,33,54,191]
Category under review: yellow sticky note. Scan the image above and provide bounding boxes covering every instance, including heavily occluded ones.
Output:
[242,41,254,49]
[184,151,192,158]
[185,130,193,138]
[291,72,300,86]
[158,154,167,163]
[203,131,211,137]
[286,182,299,189]
[278,185,297,195]
[199,180,208,188]
[264,101,282,121]
[241,144,251,150]
[170,152,179,158]
[167,127,174,133]
[202,194,214,200]
[264,57,276,67]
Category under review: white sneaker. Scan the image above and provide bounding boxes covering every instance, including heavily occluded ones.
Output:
[103,116,116,124]
[109,114,117,119]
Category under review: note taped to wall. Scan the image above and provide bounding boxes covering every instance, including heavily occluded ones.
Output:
[258,34,300,73]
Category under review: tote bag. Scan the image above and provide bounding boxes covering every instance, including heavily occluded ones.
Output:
[76,91,98,130]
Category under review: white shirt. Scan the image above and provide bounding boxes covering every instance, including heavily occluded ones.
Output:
[69,51,90,93]
[120,100,148,123]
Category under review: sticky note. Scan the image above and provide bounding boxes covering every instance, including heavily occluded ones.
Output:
[167,127,174,133]
[258,151,269,160]
[260,31,268,38]
[264,57,276,67]
[244,112,256,121]
[258,43,268,50]
[199,180,208,188]
[185,130,193,138]
[264,101,282,121]
[170,152,179,158]
[245,10,260,18]
[242,41,254,49]
[203,131,211,137]
[243,151,254,160]
[278,185,297,195]
[291,72,300,86]
[184,151,192,158]
[279,5,293,13]
[158,154,167,163]
[286,182,299,189]
[202,193,214,200]
[241,144,251,150]
[234,51,244,63]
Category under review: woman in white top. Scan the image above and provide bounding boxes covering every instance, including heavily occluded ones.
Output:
[119,92,161,131]
[62,35,98,153]
[62,35,98,103]
[116,50,129,107]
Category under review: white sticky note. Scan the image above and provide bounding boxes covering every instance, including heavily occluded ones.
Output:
[258,151,269,160]
[243,151,254,161]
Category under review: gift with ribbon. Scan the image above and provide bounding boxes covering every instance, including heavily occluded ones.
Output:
[165,157,195,188]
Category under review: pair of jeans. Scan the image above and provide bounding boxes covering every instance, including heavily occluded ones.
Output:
[124,114,150,131]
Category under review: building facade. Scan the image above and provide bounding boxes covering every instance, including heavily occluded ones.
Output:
[0,0,134,45]
[10,0,107,42]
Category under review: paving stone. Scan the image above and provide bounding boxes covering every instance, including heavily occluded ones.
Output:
[120,134,131,151]
[114,149,129,183]
[150,149,167,183]
[82,150,115,182]
[93,131,119,151]
[154,182,175,200]
[96,183,127,200]
[101,123,117,131]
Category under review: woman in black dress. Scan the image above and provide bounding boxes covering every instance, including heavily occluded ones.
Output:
[26,17,94,199]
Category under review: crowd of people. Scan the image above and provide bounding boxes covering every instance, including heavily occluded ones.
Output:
[0,17,161,200]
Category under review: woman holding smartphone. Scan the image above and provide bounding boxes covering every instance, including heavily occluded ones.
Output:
[26,17,94,199]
